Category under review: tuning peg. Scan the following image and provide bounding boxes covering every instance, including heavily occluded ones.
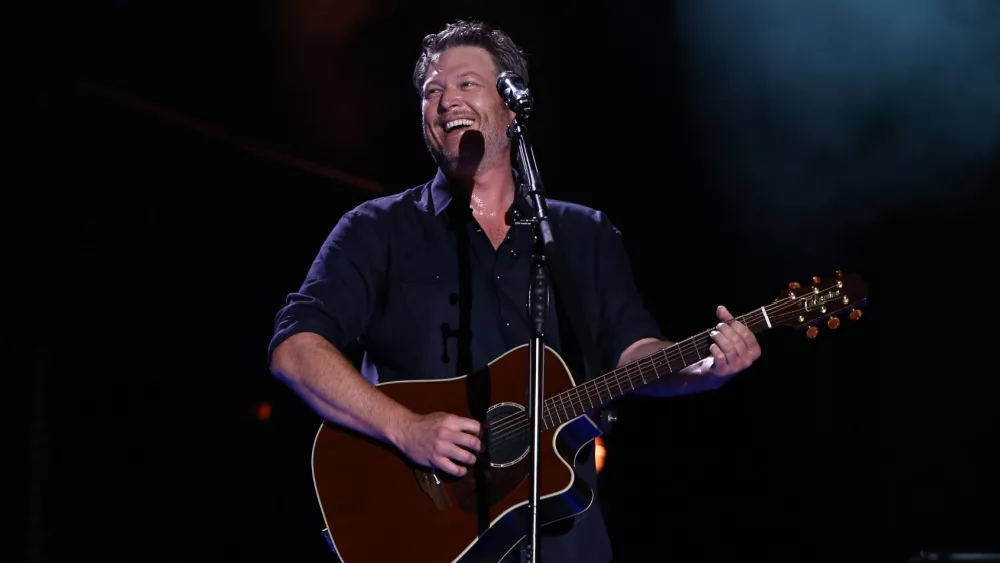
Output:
[812,276,821,285]
[788,281,801,291]
[836,270,843,279]
[806,326,819,338]
[850,309,863,321]
[827,317,841,329]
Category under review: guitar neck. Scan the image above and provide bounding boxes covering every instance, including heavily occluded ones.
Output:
[539,307,774,431]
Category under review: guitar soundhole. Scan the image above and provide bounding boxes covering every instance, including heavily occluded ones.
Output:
[486,402,529,467]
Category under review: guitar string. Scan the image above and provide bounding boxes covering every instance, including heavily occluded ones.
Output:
[483,300,795,441]
[495,283,853,435]
[486,293,858,448]
[484,293,851,447]
[486,290,852,443]
[484,302,815,448]
[483,300,794,438]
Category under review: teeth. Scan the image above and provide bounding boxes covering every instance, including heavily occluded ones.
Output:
[444,119,474,132]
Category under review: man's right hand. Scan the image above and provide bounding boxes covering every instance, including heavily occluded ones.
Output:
[395,412,482,477]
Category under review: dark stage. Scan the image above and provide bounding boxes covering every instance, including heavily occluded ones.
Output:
[15,1,999,562]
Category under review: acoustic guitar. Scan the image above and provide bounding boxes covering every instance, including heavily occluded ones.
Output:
[311,271,869,562]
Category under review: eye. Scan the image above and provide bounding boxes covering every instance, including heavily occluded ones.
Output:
[461,81,478,89]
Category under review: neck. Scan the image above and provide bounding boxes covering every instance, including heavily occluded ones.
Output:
[450,161,516,218]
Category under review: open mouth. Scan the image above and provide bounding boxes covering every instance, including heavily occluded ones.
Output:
[443,119,475,133]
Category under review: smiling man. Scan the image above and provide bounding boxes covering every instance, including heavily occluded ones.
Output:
[268,20,761,563]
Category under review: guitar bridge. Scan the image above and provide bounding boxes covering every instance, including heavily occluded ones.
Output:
[414,467,452,511]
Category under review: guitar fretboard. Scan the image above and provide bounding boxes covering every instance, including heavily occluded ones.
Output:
[536,309,774,430]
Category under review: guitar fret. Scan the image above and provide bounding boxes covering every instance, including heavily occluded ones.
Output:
[667,347,685,372]
[677,341,689,366]
[658,349,671,376]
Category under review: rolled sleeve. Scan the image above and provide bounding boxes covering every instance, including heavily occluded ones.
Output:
[266,205,388,367]
[594,212,664,371]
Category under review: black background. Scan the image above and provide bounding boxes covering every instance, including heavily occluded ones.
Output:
[16,1,998,562]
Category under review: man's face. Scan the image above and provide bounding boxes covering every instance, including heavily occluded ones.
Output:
[421,45,516,176]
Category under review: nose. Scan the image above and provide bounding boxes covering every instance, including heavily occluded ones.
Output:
[437,85,461,113]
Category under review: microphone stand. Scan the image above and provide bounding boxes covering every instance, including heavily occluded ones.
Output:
[508,112,554,563]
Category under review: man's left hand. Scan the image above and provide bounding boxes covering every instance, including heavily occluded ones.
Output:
[706,305,761,376]
[680,305,761,390]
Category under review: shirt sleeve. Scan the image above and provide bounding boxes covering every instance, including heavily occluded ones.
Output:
[594,211,665,371]
[266,204,388,367]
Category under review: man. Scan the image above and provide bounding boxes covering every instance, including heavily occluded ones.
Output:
[267,19,761,562]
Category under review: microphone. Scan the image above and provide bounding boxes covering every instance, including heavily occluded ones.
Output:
[496,71,533,117]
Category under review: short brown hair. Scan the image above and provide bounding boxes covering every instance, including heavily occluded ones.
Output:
[413,20,529,95]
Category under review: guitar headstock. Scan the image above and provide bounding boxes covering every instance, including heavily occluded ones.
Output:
[771,270,869,337]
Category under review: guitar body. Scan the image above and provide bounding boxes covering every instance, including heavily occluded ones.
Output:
[311,344,601,563]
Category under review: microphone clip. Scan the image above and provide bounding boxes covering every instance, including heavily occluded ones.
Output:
[496,71,533,119]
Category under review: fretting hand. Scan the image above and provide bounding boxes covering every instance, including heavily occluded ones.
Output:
[680,305,762,390]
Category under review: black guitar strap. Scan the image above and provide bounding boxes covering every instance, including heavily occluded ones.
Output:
[512,166,603,389]
[543,216,604,389]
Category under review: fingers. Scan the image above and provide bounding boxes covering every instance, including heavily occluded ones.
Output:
[439,441,477,465]
[430,423,482,478]
[712,305,762,368]
[709,325,738,371]
[444,414,481,437]
[729,320,762,360]
[716,305,735,322]
[434,440,478,477]
[440,427,482,453]
[432,455,467,477]
[719,306,759,356]
[708,342,726,369]
[714,321,749,366]
[420,414,485,477]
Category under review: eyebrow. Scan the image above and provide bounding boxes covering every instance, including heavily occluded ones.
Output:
[424,70,486,90]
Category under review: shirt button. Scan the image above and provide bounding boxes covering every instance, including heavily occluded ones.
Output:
[510,249,519,259]
[504,320,511,327]
[496,274,503,280]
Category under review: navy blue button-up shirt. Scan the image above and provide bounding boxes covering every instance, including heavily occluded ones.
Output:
[268,168,663,385]
[267,168,664,562]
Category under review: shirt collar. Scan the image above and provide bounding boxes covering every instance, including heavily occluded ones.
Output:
[426,167,534,220]
[428,167,454,216]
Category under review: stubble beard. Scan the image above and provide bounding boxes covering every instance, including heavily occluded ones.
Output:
[425,118,511,179]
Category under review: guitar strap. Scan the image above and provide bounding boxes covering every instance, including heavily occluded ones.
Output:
[543,216,604,389]
[513,165,603,388]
